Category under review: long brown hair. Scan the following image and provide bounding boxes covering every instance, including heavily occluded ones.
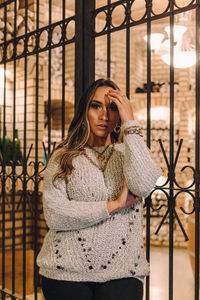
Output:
[51,78,121,184]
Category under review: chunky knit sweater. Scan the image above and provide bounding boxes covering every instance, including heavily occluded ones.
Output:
[37,120,162,283]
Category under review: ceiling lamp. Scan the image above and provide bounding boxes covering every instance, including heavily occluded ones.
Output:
[165,25,187,43]
[161,51,196,68]
[144,9,195,69]
[160,24,195,68]
[144,33,164,52]
[137,107,170,122]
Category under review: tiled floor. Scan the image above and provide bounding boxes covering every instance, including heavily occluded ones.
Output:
[147,246,194,300]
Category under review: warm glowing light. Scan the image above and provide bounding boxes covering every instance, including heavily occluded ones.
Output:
[161,39,180,53]
[150,107,169,121]
[137,106,180,124]
[137,107,170,122]
[144,33,164,51]
[143,22,195,68]
[188,114,195,136]
[165,25,187,43]
[0,68,11,105]
[137,114,144,121]
[0,68,11,83]
[156,175,167,186]
[161,51,196,68]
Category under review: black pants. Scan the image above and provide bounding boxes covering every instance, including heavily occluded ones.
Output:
[41,276,143,300]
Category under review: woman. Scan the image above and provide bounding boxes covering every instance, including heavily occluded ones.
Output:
[37,78,162,300]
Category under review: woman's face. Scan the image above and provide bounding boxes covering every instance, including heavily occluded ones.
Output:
[87,86,120,145]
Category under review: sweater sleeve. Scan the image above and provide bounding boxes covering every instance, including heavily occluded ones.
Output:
[120,120,162,198]
[42,154,110,231]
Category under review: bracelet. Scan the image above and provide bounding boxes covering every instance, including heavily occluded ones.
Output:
[123,125,140,132]
[124,127,143,137]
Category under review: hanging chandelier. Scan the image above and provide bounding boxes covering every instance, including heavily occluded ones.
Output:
[144,12,195,69]
[160,24,195,68]
[161,51,196,69]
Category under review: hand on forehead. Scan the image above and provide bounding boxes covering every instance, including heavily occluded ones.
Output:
[104,88,115,104]
[104,93,111,105]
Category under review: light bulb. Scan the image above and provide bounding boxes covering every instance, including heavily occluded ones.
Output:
[161,51,196,68]
[144,33,164,51]
[165,25,187,43]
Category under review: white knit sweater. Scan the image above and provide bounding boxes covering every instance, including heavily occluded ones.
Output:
[37,120,162,283]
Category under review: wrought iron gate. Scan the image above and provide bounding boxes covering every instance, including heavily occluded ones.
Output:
[0,0,199,300]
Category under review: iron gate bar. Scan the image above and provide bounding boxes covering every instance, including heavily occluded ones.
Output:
[107,0,111,79]
[0,17,76,64]
[47,0,52,155]
[62,0,66,139]
[145,1,152,299]
[0,5,195,65]
[195,1,200,299]
[33,0,40,298]
[169,2,175,299]
[0,0,14,9]
[22,0,28,297]
[173,139,183,170]
[125,1,130,98]
[1,4,7,299]
[75,0,84,111]
[83,0,95,91]
[154,199,189,241]
[154,138,193,241]
[0,2,195,63]
[11,1,17,297]
[90,2,197,37]
[75,0,95,111]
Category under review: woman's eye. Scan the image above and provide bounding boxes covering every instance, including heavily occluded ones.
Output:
[90,103,101,109]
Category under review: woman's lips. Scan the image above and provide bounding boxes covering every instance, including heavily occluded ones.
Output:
[97,125,108,130]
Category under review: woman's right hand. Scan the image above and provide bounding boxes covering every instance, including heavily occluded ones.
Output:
[107,178,142,214]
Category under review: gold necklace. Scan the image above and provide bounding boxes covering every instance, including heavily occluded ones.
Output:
[85,144,110,161]
[83,143,115,172]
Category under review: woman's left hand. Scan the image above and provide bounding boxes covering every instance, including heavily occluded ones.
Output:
[126,191,142,207]
[106,89,134,124]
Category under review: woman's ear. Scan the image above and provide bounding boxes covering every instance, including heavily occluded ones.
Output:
[113,118,121,134]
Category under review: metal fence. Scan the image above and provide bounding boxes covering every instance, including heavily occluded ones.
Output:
[0,0,199,299]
